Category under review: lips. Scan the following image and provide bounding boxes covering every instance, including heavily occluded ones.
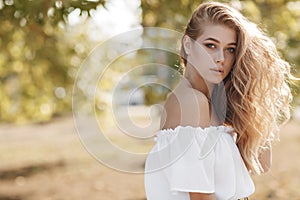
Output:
[210,67,224,73]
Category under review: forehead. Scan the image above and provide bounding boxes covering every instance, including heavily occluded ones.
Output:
[197,24,237,44]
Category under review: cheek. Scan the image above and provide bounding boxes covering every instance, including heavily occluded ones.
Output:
[224,56,235,75]
[188,45,215,68]
[225,54,235,67]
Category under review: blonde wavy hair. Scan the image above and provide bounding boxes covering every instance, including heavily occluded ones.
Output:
[181,2,293,174]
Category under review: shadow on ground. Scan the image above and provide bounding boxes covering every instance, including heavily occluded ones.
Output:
[0,161,65,181]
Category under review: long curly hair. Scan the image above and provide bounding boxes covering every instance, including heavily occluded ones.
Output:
[180,2,293,174]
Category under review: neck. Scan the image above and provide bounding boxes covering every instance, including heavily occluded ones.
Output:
[183,66,214,100]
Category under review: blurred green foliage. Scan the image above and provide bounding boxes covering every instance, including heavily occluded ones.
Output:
[0,0,105,123]
[141,0,300,100]
[0,0,299,123]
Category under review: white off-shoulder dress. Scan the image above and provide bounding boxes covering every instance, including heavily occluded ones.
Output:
[144,125,255,200]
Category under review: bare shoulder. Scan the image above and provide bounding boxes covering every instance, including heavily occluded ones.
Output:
[160,87,210,129]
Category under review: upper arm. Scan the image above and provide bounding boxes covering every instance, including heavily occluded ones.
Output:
[258,144,272,173]
[160,89,210,129]
[190,192,216,200]
[160,89,214,198]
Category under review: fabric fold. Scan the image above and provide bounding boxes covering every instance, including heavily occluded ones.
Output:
[144,125,255,200]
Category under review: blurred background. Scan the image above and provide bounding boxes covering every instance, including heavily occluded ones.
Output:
[0,0,299,199]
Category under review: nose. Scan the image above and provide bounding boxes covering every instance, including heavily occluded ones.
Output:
[215,50,225,64]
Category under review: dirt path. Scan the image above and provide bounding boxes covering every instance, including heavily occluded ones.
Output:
[0,116,146,200]
[0,115,299,200]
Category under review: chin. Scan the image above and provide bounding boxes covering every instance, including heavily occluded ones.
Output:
[207,78,224,85]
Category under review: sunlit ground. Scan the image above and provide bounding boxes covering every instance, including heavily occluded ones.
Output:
[0,107,299,200]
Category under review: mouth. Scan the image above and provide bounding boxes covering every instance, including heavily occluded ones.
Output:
[210,67,224,73]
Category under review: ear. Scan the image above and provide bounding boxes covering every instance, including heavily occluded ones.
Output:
[183,35,192,55]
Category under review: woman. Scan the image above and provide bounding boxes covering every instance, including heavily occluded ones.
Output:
[144,2,292,200]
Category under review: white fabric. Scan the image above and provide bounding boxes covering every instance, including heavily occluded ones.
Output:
[144,126,255,200]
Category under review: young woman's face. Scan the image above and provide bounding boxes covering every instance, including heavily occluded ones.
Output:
[185,24,237,84]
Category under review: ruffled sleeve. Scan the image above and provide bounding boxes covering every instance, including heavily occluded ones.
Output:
[146,126,225,193]
[144,125,255,200]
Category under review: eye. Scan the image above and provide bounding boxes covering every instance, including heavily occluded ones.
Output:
[226,47,236,53]
[205,43,216,49]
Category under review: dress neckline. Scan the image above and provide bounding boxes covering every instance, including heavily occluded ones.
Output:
[159,125,231,132]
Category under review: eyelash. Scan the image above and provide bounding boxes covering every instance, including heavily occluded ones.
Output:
[227,48,236,53]
[204,43,236,54]
[205,43,216,49]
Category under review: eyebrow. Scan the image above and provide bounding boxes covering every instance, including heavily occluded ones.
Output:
[204,37,237,46]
